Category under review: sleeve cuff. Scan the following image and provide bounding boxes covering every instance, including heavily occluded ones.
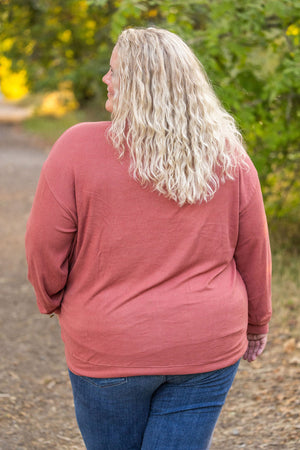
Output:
[247,323,269,334]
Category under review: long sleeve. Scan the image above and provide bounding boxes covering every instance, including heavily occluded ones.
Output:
[25,147,77,314]
[234,168,272,334]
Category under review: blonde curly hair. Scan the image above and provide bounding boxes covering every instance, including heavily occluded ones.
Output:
[108,27,247,205]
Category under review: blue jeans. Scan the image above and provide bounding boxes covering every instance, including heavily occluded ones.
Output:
[68,360,240,450]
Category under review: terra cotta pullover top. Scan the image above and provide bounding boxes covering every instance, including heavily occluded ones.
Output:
[25,122,272,377]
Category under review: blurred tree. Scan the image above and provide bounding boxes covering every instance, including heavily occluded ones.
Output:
[189,0,300,219]
[0,0,299,217]
[0,0,115,103]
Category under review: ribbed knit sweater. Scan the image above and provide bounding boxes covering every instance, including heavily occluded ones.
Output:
[25,122,272,377]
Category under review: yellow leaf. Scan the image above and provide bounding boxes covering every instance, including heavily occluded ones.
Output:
[283,337,296,353]
[148,9,158,18]
[286,24,300,36]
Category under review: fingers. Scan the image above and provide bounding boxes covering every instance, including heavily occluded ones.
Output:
[243,339,258,362]
[243,334,268,363]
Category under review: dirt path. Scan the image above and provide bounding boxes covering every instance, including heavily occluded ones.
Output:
[0,124,84,449]
[0,123,299,449]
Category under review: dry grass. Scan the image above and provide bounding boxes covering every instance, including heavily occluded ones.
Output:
[269,219,300,339]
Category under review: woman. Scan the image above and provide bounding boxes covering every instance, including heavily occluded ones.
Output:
[25,27,272,449]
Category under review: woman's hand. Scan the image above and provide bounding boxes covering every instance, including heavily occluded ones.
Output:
[243,334,268,362]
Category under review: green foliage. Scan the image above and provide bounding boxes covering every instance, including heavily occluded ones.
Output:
[1,0,299,218]
[184,0,300,220]
[0,0,115,102]
[23,98,110,144]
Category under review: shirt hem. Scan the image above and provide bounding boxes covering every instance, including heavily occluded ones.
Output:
[65,346,247,378]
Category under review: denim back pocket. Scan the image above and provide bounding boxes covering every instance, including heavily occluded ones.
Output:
[77,375,127,388]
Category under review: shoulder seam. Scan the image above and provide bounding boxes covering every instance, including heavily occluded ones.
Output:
[239,166,261,214]
[43,168,77,223]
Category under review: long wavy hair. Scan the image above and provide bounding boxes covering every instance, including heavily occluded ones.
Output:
[108,27,248,205]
